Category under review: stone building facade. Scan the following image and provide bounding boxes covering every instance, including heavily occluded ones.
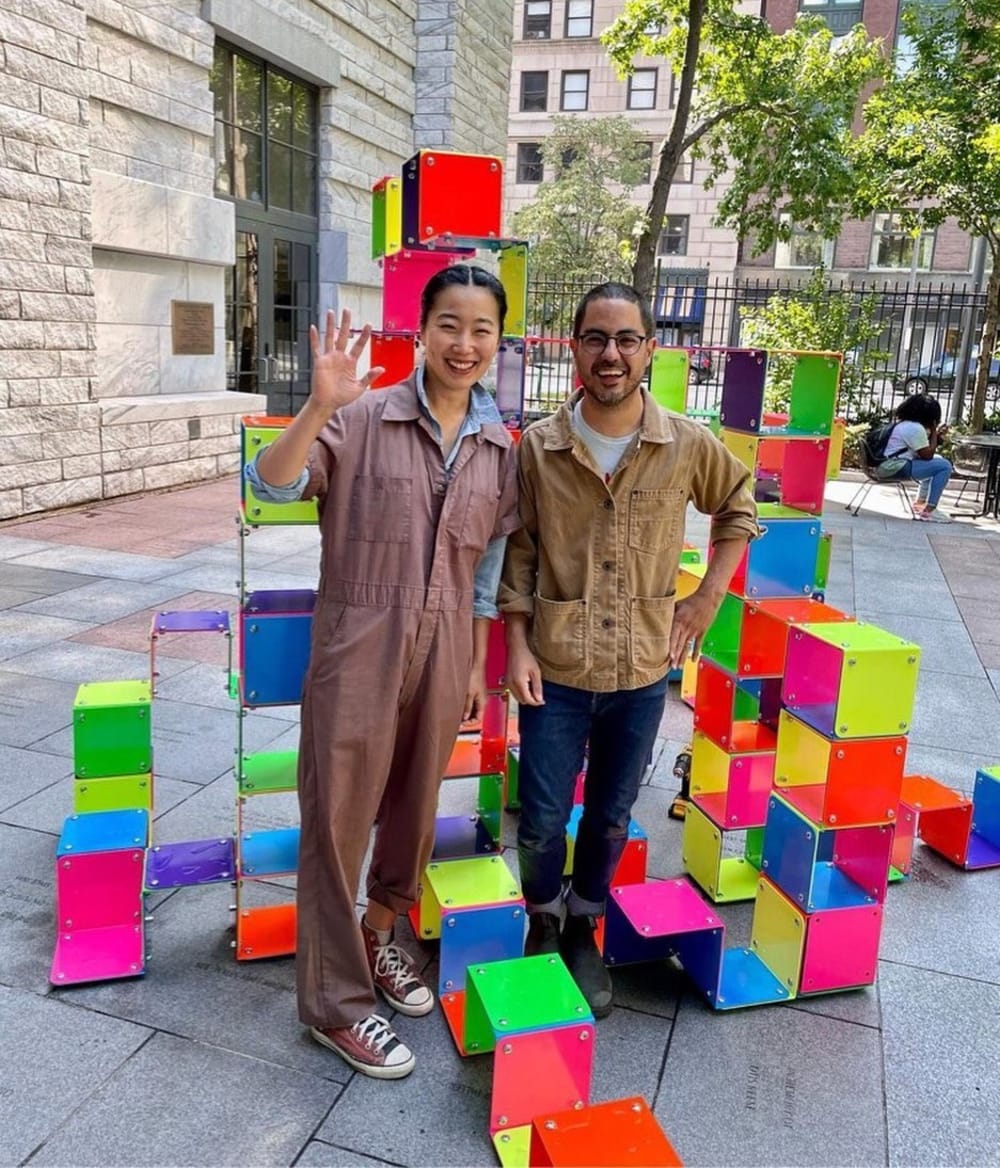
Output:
[0,0,513,519]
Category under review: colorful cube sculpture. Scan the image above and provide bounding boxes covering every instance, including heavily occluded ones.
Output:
[73,680,151,779]
[528,1096,683,1167]
[369,333,417,388]
[726,505,820,599]
[241,418,319,525]
[381,247,471,331]
[689,728,775,829]
[402,149,503,246]
[371,175,402,258]
[682,800,760,903]
[239,589,315,707]
[692,657,779,751]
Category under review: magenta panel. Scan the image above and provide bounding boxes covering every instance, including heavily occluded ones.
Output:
[55,849,145,931]
[491,1022,594,1133]
[799,905,883,993]
[834,823,893,903]
[50,922,144,985]
[382,249,469,331]
[780,439,829,514]
[783,630,842,720]
[610,877,724,937]
[725,751,776,828]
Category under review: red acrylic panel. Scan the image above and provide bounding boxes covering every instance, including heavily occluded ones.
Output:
[692,657,739,747]
[900,774,974,865]
[369,334,416,389]
[381,248,470,331]
[799,904,883,993]
[611,835,648,886]
[403,150,503,246]
[491,1022,594,1134]
[741,598,853,677]
[236,903,296,960]
[529,1096,683,1167]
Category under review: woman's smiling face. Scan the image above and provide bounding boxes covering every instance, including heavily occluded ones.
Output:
[419,284,502,395]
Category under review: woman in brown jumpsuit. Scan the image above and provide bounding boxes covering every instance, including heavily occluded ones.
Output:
[251,266,519,1079]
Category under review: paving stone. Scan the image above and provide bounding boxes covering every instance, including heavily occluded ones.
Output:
[0,985,152,1168]
[0,671,77,748]
[880,845,1000,984]
[0,822,63,993]
[908,673,1000,756]
[654,992,886,1167]
[154,662,300,721]
[0,610,96,664]
[631,783,685,882]
[0,742,72,813]
[853,575,959,620]
[0,641,193,685]
[901,742,986,795]
[0,535,54,560]
[295,1143,400,1167]
[150,773,241,843]
[880,962,1000,1168]
[27,1030,339,1167]
[16,577,215,623]
[786,983,881,1029]
[11,545,195,584]
[0,562,102,595]
[854,609,983,677]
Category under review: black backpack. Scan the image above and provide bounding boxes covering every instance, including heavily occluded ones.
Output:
[861,421,897,467]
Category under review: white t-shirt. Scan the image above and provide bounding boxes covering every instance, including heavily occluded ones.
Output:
[572,401,637,479]
[884,420,929,459]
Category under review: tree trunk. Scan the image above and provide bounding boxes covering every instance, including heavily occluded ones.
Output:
[631,0,707,301]
[970,258,1000,433]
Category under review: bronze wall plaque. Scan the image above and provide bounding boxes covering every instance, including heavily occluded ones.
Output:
[171,300,215,355]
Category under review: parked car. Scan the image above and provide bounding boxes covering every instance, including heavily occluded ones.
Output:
[892,354,1000,398]
[689,348,714,384]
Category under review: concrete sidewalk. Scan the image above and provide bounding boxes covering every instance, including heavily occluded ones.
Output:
[1,474,998,1168]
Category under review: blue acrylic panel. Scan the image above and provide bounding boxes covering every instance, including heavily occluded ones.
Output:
[672,926,725,1003]
[972,768,1000,847]
[719,349,767,433]
[966,833,1000,869]
[57,809,149,857]
[807,861,876,911]
[566,805,645,844]
[241,610,313,707]
[715,947,791,1010]
[603,893,677,967]
[438,902,524,995]
[152,610,230,635]
[743,516,821,599]
[145,837,236,889]
[432,815,499,860]
[239,827,300,877]
[760,796,816,907]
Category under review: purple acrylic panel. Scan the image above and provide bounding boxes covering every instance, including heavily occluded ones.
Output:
[55,849,145,931]
[432,815,498,860]
[145,837,236,888]
[152,610,230,636]
[965,832,1000,869]
[243,589,316,616]
[719,349,767,433]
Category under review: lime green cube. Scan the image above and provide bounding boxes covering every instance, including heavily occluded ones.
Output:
[74,773,152,814]
[418,855,521,940]
[239,750,298,795]
[242,423,319,526]
[650,349,688,413]
[73,681,151,779]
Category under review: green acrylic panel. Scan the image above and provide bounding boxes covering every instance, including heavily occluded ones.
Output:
[506,746,520,811]
[680,547,703,564]
[241,425,319,526]
[74,773,152,814]
[814,531,833,591]
[701,592,744,673]
[73,681,152,779]
[649,349,688,413]
[733,684,760,721]
[371,184,387,258]
[745,826,765,870]
[757,503,813,522]
[788,354,839,435]
[463,954,591,1054]
[477,773,504,845]
[239,750,298,795]
[492,1126,532,1167]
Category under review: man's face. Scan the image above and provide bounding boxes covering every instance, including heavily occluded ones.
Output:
[570,298,655,409]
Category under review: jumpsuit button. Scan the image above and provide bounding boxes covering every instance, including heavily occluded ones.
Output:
[601,617,613,629]
[602,560,613,571]
[603,499,613,510]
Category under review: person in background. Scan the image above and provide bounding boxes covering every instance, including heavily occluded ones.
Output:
[246,265,519,1079]
[499,282,758,1018]
[884,393,953,522]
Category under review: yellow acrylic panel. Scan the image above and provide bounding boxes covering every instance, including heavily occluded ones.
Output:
[750,876,805,996]
[682,801,724,898]
[774,708,829,788]
[691,730,729,797]
[680,655,698,705]
[721,429,759,473]
[498,243,528,337]
[716,855,760,902]
[676,560,708,601]
[74,774,152,814]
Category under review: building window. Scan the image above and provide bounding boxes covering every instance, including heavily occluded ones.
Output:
[211,43,317,215]
[565,0,593,37]
[657,215,689,257]
[799,0,863,35]
[516,142,544,184]
[520,71,549,112]
[561,70,589,112]
[627,69,657,110]
[870,213,935,271]
[523,0,552,39]
[774,215,835,269]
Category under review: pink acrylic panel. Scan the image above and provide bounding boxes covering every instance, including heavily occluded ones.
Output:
[891,805,916,874]
[381,249,469,331]
[782,630,842,722]
[778,438,830,514]
[799,905,883,993]
[573,770,586,806]
[610,878,724,937]
[51,922,144,985]
[726,750,775,828]
[55,849,145,931]
[490,1022,594,1133]
[834,823,893,903]
[485,617,507,690]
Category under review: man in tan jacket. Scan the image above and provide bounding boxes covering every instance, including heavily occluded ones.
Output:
[499,282,758,1017]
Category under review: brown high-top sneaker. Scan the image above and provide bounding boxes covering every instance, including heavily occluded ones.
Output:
[310,1014,415,1079]
[361,918,435,1017]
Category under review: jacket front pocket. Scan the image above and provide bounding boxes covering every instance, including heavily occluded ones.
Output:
[449,486,500,556]
[532,595,590,673]
[627,488,685,554]
[347,476,412,544]
[628,593,676,671]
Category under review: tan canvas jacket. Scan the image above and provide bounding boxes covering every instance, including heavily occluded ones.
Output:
[499,388,759,692]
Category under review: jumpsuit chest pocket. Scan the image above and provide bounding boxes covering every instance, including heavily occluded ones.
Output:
[347,475,412,544]
[447,486,500,555]
[628,488,685,553]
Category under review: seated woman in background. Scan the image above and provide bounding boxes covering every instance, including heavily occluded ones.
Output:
[884,393,953,522]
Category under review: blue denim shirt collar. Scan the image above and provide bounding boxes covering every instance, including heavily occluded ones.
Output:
[414,362,502,445]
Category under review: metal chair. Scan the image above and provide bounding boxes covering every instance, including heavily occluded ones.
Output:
[846,442,918,518]
[947,441,989,512]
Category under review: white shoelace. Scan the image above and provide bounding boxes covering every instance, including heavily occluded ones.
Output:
[373,942,420,993]
[352,1013,395,1052]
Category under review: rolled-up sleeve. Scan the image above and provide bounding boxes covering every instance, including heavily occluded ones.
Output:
[691,428,760,545]
[473,536,506,619]
[244,451,309,503]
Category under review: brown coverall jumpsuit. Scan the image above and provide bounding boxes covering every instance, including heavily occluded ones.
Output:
[295,375,519,1029]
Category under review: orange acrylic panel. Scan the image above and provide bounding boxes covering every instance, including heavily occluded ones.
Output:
[529,1096,683,1167]
[900,774,974,866]
[235,903,296,960]
[741,598,853,677]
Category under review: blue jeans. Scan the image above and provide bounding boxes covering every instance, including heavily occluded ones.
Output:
[517,676,669,916]
[908,456,952,506]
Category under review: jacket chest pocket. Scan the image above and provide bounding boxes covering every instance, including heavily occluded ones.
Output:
[446,486,500,556]
[628,488,685,553]
[348,476,412,544]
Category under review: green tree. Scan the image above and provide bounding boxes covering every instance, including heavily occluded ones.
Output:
[850,0,1000,432]
[739,268,890,419]
[602,1,886,298]
[511,116,650,286]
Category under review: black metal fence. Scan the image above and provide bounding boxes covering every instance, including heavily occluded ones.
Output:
[524,271,997,423]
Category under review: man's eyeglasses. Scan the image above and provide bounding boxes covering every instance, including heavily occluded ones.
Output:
[576,331,649,357]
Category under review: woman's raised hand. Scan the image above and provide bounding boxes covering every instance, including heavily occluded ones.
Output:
[309,308,385,412]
